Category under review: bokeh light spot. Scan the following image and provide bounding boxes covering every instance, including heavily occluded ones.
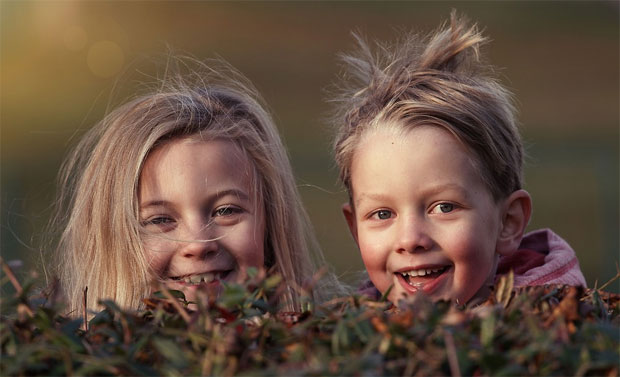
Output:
[63,26,87,51]
[87,41,125,78]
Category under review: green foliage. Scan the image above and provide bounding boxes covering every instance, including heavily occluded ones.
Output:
[1,266,618,376]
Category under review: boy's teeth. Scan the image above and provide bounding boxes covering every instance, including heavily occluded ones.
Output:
[402,267,444,277]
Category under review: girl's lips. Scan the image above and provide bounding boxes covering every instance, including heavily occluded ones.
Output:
[163,271,234,305]
[395,265,452,296]
[168,270,232,286]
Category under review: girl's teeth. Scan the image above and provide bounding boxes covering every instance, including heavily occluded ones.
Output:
[182,272,218,284]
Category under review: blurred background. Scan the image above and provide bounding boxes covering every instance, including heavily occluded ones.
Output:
[2,2,618,293]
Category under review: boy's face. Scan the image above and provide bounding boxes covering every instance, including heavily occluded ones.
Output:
[139,137,265,304]
[343,125,504,304]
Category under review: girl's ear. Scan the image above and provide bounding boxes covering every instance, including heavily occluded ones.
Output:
[496,189,532,256]
[342,203,359,244]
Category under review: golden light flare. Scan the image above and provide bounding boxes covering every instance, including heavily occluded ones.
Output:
[63,25,88,51]
[87,41,125,78]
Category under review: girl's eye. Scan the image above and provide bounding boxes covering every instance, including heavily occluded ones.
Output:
[372,209,393,220]
[431,203,455,214]
[213,205,242,217]
[142,216,175,227]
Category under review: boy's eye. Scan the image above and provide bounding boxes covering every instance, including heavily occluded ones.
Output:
[430,203,455,214]
[372,210,393,220]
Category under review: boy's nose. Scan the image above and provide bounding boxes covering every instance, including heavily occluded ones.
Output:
[394,216,433,253]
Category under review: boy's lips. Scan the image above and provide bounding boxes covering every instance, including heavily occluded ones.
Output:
[395,264,452,295]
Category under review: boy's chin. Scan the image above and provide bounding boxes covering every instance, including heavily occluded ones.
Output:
[464,284,494,306]
[389,285,487,307]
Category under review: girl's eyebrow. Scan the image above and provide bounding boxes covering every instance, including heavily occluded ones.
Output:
[139,189,251,210]
[140,200,170,209]
[213,188,250,201]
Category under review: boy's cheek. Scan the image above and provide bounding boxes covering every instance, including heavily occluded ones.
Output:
[358,239,391,290]
[358,242,376,270]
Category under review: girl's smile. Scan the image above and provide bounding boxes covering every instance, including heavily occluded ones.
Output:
[139,137,265,304]
[169,270,230,285]
[162,270,233,298]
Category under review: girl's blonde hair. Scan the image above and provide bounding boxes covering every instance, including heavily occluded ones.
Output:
[333,11,523,202]
[51,58,339,314]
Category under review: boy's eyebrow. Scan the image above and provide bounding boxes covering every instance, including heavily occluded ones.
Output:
[139,189,251,210]
[354,193,390,207]
[423,183,470,198]
[354,183,470,207]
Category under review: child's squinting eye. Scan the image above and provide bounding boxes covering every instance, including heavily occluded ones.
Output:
[213,205,242,217]
[430,203,455,214]
[372,209,393,220]
[142,216,175,226]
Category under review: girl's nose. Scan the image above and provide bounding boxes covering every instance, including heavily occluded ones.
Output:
[394,216,433,253]
[178,222,219,259]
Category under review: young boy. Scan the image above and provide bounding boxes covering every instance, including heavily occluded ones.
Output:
[331,13,586,305]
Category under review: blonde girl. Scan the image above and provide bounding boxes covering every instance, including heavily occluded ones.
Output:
[51,59,339,314]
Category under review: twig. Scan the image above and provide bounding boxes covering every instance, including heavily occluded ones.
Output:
[597,268,620,292]
[159,283,192,324]
[0,257,23,294]
[444,331,461,377]
[82,287,89,331]
[1,257,34,318]
[120,315,131,345]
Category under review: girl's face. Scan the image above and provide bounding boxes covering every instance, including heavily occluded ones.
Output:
[139,137,265,303]
[343,125,504,305]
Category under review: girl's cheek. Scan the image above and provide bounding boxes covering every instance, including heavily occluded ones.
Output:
[144,248,171,277]
[235,221,265,268]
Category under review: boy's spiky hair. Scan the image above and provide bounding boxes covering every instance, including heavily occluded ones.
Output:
[332,11,523,201]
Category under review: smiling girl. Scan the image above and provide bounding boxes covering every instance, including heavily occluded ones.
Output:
[50,59,340,315]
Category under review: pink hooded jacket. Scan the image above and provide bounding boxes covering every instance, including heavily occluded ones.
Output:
[496,228,587,287]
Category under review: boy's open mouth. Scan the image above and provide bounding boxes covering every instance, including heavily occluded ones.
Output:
[397,265,449,287]
[169,270,231,286]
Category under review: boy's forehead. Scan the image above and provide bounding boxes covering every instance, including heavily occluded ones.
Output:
[359,123,483,169]
[361,121,407,142]
[350,125,493,204]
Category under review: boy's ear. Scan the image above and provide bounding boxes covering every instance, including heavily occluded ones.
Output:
[496,189,532,256]
[342,203,359,244]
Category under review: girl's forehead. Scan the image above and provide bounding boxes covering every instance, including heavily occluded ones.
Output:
[141,136,258,187]
[154,135,247,162]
